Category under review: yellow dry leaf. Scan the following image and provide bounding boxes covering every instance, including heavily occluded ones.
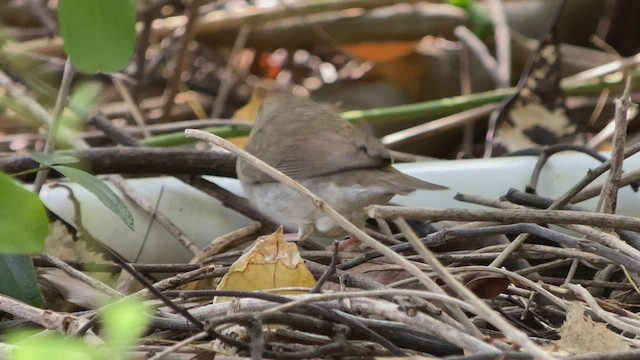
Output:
[233,86,270,121]
[229,85,271,148]
[556,303,629,354]
[214,227,316,303]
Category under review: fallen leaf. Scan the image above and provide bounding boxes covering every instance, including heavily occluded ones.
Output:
[556,304,629,354]
[215,227,316,303]
[229,84,271,148]
[462,273,511,299]
[487,2,578,156]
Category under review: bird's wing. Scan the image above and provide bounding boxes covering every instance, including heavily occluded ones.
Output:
[240,121,392,183]
[280,127,391,178]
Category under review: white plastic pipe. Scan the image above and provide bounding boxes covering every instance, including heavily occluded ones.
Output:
[39,152,640,263]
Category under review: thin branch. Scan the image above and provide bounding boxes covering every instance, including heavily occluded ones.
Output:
[111,75,151,138]
[366,206,640,233]
[33,58,75,193]
[210,25,251,118]
[596,76,635,214]
[393,218,552,360]
[160,0,202,121]
[487,0,511,87]
[454,26,505,87]
[41,253,123,299]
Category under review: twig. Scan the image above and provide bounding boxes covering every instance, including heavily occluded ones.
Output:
[160,0,202,121]
[0,148,238,177]
[249,317,264,360]
[454,26,504,87]
[563,52,640,83]
[565,349,640,360]
[503,189,640,249]
[346,297,496,355]
[489,138,640,267]
[86,111,274,236]
[487,0,511,87]
[210,25,251,118]
[108,174,201,255]
[26,0,58,37]
[565,284,640,335]
[515,259,573,275]
[263,289,474,315]
[458,43,474,157]
[133,8,155,101]
[524,144,608,194]
[111,75,151,138]
[33,58,74,193]
[393,218,553,360]
[132,264,226,297]
[147,331,208,360]
[596,76,635,214]
[32,256,203,273]
[310,240,340,294]
[152,0,426,38]
[366,206,640,233]
[60,185,209,333]
[572,168,640,203]
[89,113,140,147]
[190,222,263,264]
[41,253,123,299]
[586,88,610,130]
[381,103,497,147]
[456,192,640,266]
[0,294,98,340]
[0,118,253,149]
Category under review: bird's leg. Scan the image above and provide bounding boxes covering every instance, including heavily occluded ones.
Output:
[336,237,361,251]
[258,224,314,242]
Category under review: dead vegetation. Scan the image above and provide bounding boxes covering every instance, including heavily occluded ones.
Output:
[2,0,640,359]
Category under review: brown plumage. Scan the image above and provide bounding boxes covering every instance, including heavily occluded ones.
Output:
[236,94,446,240]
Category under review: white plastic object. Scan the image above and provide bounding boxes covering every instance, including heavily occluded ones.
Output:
[39,151,640,264]
[39,177,254,264]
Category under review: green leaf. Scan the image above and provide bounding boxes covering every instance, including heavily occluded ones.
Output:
[28,152,80,166]
[7,330,102,360]
[58,0,136,73]
[51,166,135,230]
[7,299,151,359]
[448,0,493,39]
[0,255,44,308]
[0,91,53,127]
[102,298,151,355]
[65,81,102,128]
[0,173,48,254]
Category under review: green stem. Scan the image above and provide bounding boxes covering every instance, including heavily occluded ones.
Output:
[141,125,250,147]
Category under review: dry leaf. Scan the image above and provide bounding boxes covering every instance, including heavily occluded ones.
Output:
[556,304,629,354]
[342,41,418,63]
[229,85,271,148]
[214,227,316,303]
[488,3,578,156]
[462,273,511,299]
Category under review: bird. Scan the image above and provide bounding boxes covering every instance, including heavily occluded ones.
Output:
[236,94,447,243]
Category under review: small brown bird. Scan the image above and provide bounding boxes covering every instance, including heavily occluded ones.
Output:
[236,94,447,241]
